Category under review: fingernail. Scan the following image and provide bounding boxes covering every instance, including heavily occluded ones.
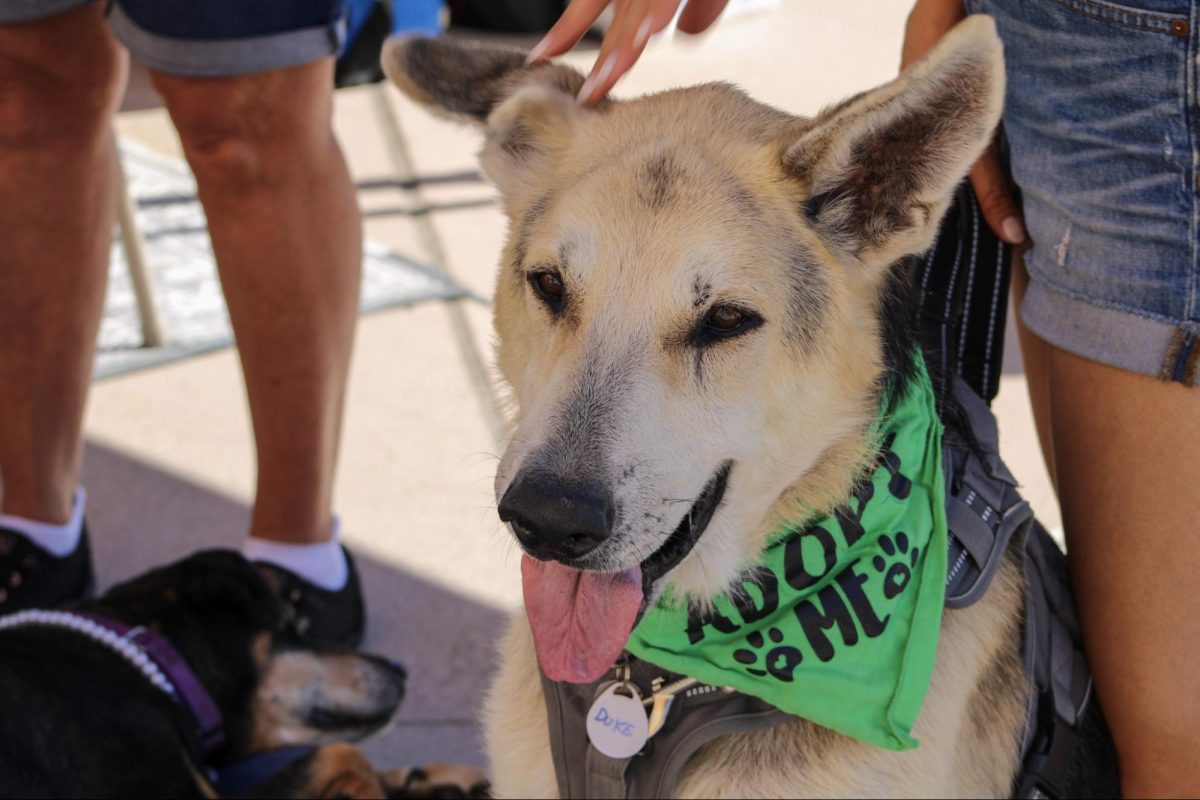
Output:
[1002,217,1026,245]
[634,17,654,48]
[525,36,550,64]
[576,73,597,104]
[576,52,616,104]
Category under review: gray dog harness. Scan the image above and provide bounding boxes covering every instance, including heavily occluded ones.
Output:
[540,378,1095,799]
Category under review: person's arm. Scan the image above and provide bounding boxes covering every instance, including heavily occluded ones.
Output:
[526,0,730,105]
[903,0,1025,244]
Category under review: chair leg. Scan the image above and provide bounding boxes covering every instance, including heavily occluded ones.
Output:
[112,131,166,348]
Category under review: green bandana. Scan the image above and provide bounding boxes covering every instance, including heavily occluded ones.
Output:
[626,354,947,751]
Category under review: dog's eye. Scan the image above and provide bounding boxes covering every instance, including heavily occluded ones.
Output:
[536,272,563,298]
[708,305,744,331]
[529,270,565,311]
[699,304,760,341]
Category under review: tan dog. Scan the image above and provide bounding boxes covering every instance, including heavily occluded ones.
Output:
[384,17,1107,797]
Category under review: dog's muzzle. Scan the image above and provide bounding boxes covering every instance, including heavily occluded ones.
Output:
[499,461,732,590]
[499,471,616,561]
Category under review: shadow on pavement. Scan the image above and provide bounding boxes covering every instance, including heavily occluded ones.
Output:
[81,439,505,769]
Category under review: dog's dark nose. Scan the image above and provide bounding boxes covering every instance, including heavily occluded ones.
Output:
[498,471,614,560]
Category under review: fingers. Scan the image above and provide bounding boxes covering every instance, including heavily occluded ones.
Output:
[577,0,683,105]
[526,0,611,62]
[676,0,730,34]
[970,143,1026,245]
[528,0,728,106]
[900,0,965,70]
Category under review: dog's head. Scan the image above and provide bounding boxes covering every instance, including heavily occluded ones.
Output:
[86,550,404,759]
[385,18,1003,682]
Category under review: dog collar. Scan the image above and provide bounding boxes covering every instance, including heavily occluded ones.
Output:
[0,609,225,755]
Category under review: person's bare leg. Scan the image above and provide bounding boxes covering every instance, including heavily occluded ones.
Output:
[1014,259,1200,795]
[1044,347,1200,796]
[0,5,127,523]
[1010,253,1056,489]
[150,60,360,544]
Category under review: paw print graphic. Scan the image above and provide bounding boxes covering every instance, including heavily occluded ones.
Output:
[732,627,804,682]
[873,532,919,599]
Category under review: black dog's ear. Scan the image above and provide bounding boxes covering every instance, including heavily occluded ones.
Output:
[382,35,592,206]
[783,15,1004,271]
[177,549,283,631]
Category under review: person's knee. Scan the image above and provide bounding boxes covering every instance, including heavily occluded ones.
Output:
[153,62,336,192]
[0,20,125,150]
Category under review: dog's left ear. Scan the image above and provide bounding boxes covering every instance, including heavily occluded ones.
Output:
[382,36,589,204]
[784,15,1005,270]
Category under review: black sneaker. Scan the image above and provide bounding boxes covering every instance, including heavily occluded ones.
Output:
[0,523,94,614]
[253,546,365,648]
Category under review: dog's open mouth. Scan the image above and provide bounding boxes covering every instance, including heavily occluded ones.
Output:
[307,706,396,736]
[639,462,731,594]
[521,462,732,684]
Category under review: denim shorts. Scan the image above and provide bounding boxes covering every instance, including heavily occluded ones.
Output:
[0,0,346,77]
[966,0,1200,385]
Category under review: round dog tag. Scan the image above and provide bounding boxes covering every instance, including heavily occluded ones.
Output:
[586,681,649,759]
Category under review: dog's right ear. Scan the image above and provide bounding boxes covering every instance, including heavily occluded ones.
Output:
[382,36,589,203]
[782,15,1005,272]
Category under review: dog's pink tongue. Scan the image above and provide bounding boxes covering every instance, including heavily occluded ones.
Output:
[521,555,643,684]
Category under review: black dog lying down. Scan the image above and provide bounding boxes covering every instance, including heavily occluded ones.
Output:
[0,550,487,798]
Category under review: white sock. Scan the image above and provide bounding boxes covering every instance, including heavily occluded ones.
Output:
[0,488,87,557]
[241,516,348,591]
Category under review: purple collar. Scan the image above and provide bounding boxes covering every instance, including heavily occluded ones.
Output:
[77,612,226,755]
[0,609,225,756]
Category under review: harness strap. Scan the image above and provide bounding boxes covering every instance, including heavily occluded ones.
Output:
[584,747,627,799]
[942,379,1093,800]
[946,496,995,566]
[1014,521,1094,800]
[944,377,1031,609]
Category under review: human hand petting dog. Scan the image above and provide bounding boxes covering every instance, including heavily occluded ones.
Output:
[526,0,730,105]
[533,0,1025,246]
[903,0,1025,245]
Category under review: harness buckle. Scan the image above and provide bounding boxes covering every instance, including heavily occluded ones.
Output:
[1013,691,1079,800]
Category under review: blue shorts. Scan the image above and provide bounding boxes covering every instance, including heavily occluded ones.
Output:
[966,0,1200,385]
[0,0,346,77]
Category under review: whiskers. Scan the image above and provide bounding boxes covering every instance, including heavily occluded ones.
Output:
[456,450,503,470]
